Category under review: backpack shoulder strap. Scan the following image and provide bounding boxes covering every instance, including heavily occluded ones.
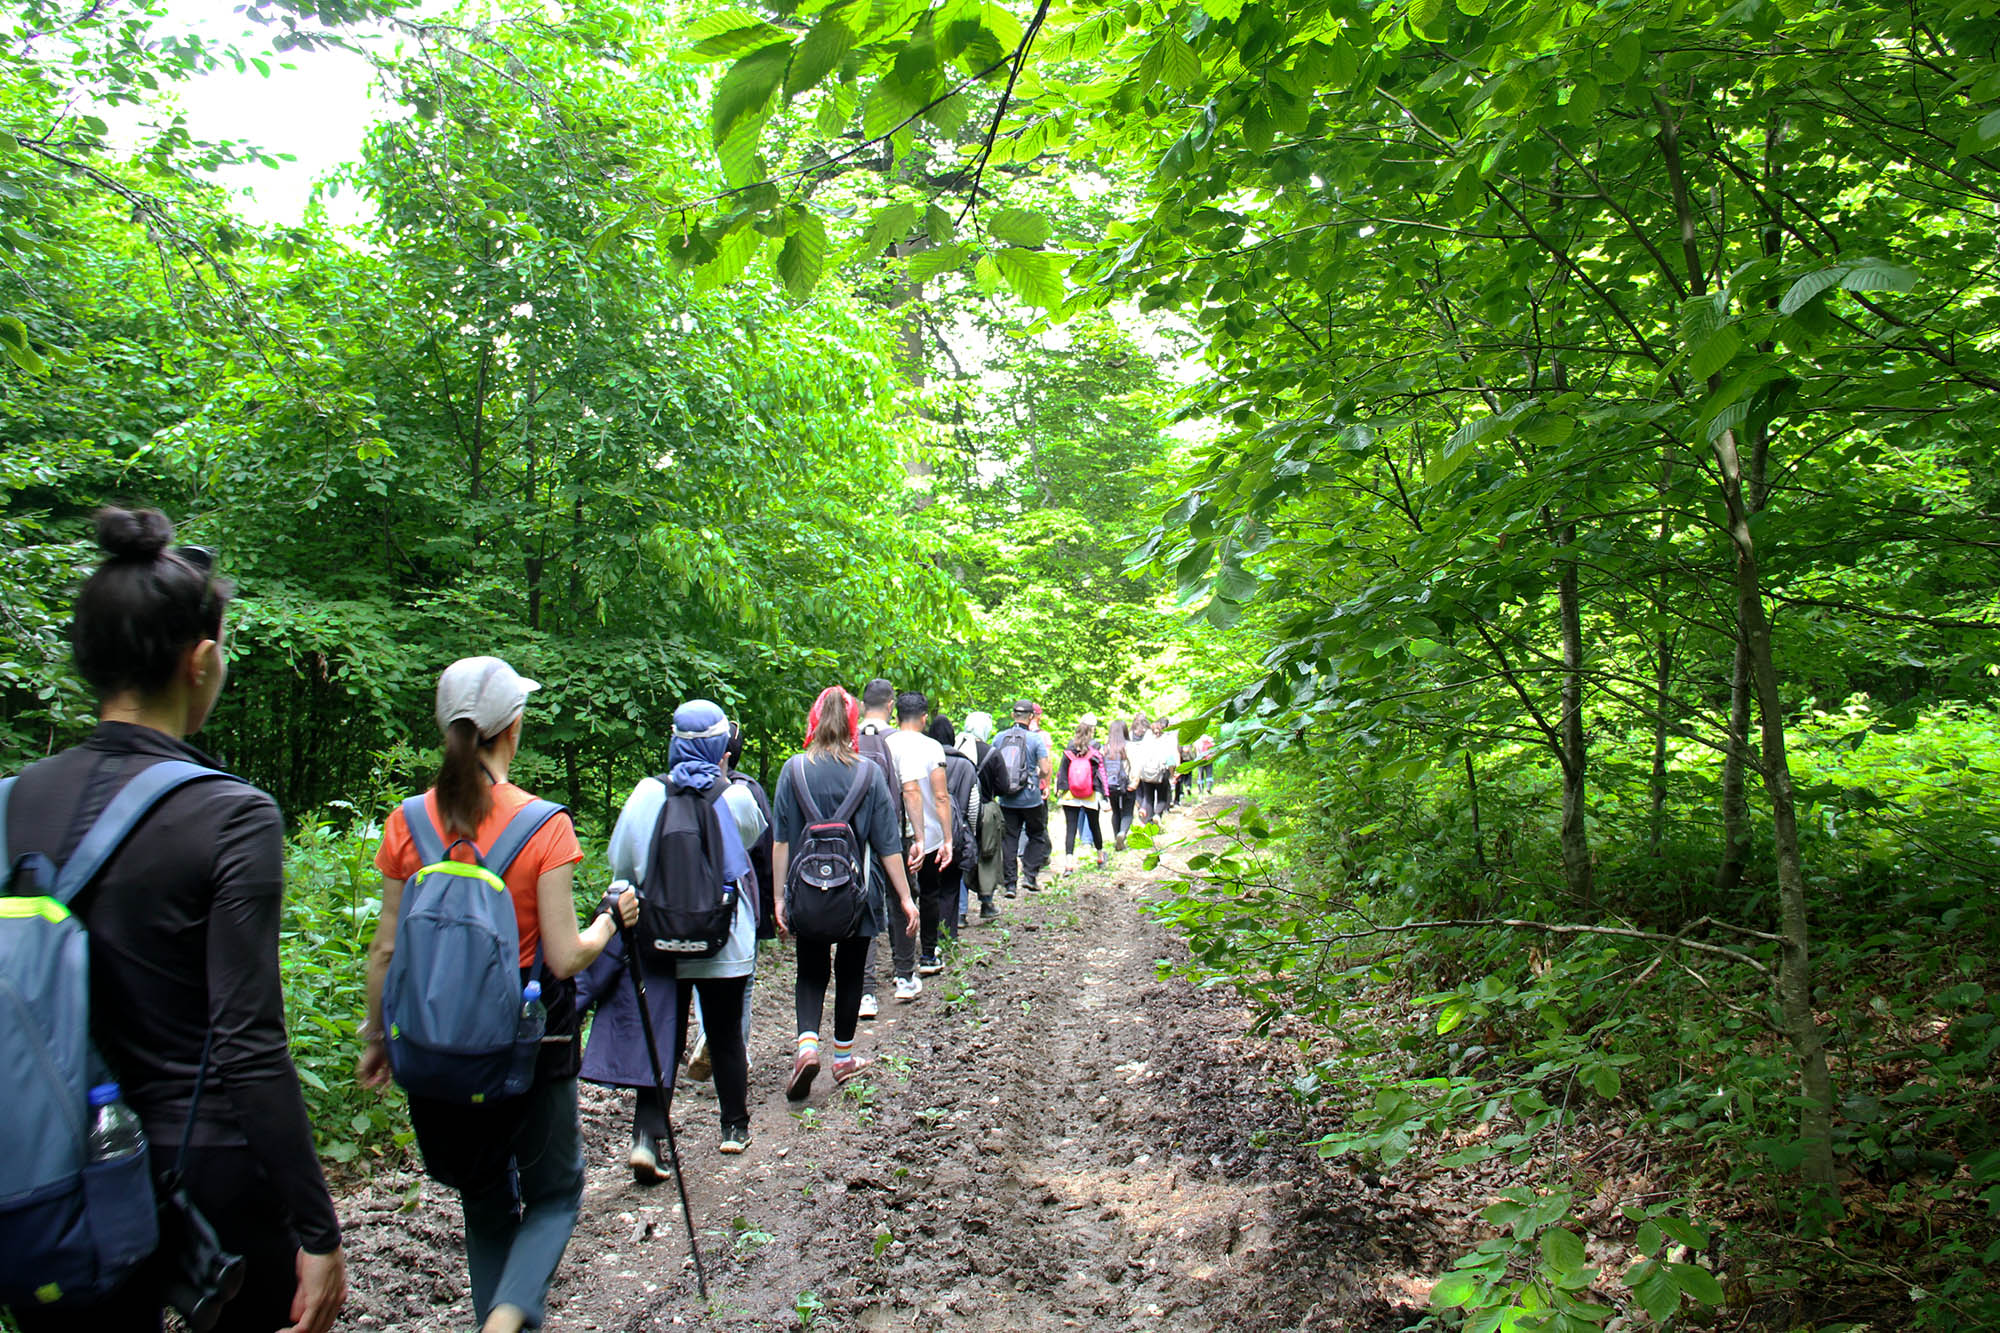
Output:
[786,755,828,825]
[54,759,230,904]
[401,794,446,867]
[0,775,14,875]
[485,799,568,879]
[830,757,873,826]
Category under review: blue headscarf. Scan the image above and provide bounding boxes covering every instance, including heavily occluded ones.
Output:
[668,699,751,885]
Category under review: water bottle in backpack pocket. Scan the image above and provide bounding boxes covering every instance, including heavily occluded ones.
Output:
[0,761,231,1309]
[782,757,874,941]
[381,795,568,1103]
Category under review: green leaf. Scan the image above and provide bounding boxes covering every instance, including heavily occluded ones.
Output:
[1688,325,1742,379]
[711,44,790,149]
[1435,997,1470,1034]
[993,246,1064,308]
[987,208,1050,247]
[906,242,965,282]
[1838,260,1918,298]
[1161,35,1203,89]
[1540,1227,1587,1272]
[860,201,920,261]
[690,21,793,61]
[1655,1216,1709,1250]
[776,211,828,298]
[1778,264,1849,315]
[1667,1263,1725,1306]
[1629,1260,1680,1321]
[788,11,855,97]
[1430,1270,1480,1309]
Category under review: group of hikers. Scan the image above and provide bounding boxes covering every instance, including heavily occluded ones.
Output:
[0,510,1220,1333]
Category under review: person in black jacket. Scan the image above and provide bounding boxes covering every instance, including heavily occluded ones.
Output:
[3,508,346,1333]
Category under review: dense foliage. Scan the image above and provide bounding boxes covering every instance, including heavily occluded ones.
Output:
[6,0,2000,1327]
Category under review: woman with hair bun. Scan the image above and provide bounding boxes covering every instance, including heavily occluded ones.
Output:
[2,508,346,1333]
[360,657,638,1333]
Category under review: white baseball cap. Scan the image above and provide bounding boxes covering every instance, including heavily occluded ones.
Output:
[435,656,539,738]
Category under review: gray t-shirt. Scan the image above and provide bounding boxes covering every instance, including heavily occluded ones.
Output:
[609,778,767,978]
[993,725,1050,809]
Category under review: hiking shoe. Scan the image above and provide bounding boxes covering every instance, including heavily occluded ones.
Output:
[1114,835,1127,851]
[831,1055,872,1086]
[685,1034,712,1082]
[979,896,998,921]
[894,975,923,1001]
[785,1049,821,1101]
[858,993,879,1019]
[917,955,943,977]
[629,1133,661,1184]
[719,1122,751,1155]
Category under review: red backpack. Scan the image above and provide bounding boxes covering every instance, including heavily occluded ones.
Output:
[1066,749,1096,800]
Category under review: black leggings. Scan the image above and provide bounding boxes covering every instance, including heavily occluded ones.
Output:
[629,974,749,1130]
[1108,788,1137,838]
[1062,805,1104,856]
[794,937,868,1041]
[1137,780,1171,821]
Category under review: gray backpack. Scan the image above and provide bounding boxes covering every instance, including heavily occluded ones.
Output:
[0,759,229,1309]
[382,796,567,1104]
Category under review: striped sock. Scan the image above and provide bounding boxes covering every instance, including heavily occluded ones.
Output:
[797,1032,820,1058]
[831,1037,855,1063]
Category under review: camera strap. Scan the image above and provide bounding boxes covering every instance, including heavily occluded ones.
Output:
[165,1024,217,1188]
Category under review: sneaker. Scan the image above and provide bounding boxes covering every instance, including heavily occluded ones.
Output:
[685,1034,712,1083]
[858,993,880,1019]
[1115,835,1127,851]
[831,1055,872,1086]
[979,896,998,921]
[894,975,923,1001]
[1004,886,1017,899]
[629,1133,661,1184]
[785,1048,821,1101]
[719,1122,751,1155]
[917,955,943,976]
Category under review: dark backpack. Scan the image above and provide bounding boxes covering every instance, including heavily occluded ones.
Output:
[940,752,978,864]
[1103,751,1129,792]
[0,759,230,1309]
[856,726,906,840]
[989,729,1032,796]
[782,757,874,941]
[635,779,737,961]
[382,796,566,1105]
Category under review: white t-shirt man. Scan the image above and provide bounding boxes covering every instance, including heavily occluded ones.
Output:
[883,728,949,853]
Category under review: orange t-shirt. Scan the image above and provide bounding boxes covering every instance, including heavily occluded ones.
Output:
[375,784,585,968]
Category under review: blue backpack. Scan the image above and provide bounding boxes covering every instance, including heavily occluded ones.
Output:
[0,759,229,1309]
[381,796,567,1104]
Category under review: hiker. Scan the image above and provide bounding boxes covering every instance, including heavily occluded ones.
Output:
[577,700,766,1166]
[1136,716,1176,822]
[361,656,639,1333]
[923,712,981,963]
[855,678,919,1013]
[1056,718,1110,875]
[1176,738,1196,807]
[987,700,1052,897]
[1102,717,1138,849]
[958,710,1003,920]
[774,687,919,1098]
[681,720,775,1086]
[1,509,345,1333]
[1071,712,1102,855]
[1197,733,1217,794]
[883,691,954,982]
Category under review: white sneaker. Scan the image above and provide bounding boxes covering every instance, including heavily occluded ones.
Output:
[858,993,880,1019]
[894,975,923,1002]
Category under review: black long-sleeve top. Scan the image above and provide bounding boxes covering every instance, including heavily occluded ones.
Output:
[4,722,341,1253]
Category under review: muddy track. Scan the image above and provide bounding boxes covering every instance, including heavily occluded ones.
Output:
[338,799,1440,1331]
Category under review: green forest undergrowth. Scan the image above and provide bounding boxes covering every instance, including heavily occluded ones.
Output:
[1148,704,2000,1331]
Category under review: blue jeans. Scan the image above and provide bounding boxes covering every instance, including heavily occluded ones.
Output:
[409,1078,585,1329]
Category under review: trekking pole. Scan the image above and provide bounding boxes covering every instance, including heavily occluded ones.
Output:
[617,919,710,1300]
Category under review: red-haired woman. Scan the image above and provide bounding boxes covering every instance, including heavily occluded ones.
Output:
[771,687,918,1098]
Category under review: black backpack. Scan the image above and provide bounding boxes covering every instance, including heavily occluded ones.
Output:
[635,778,737,960]
[782,757,873,941]
[940,751,978,864]
[855,725,906,840]
[988,728,1032,797]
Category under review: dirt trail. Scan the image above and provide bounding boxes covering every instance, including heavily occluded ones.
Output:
[337,798,1442,1331]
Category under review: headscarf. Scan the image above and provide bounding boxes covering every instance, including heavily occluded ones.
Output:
[927,713,957,748]
[669,699,731,791]
[804,685,859,749]
[667,698,750,883]
[962,711,995,742]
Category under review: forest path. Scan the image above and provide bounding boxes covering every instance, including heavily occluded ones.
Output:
[337,796,1441,1331]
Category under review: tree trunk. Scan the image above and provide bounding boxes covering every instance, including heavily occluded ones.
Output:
[1716,635,1754,892]
[1714,425,1838,1202]
[1556,523,1593,909]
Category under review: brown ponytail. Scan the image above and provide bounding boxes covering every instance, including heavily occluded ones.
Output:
[434,718,493,839]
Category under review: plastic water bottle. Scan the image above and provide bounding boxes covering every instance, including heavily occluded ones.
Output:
[87,1083,145,1162]
[518,980,546,1042]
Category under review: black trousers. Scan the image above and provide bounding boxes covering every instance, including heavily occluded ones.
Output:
[627,974,750,1130]
[1108,787,1137,838]
[795,937,868,1041]
[917,856,960,956]
[1000,802,1050,892]
[1136,780,1171,822]
[13,1148,302,1333]
[1062,804,1104,856]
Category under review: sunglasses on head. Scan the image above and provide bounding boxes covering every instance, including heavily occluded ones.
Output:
[175,545,215,574]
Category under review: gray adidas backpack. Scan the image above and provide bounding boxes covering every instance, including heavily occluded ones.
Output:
[0,759,228,1309]
[381,795,567,1104]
